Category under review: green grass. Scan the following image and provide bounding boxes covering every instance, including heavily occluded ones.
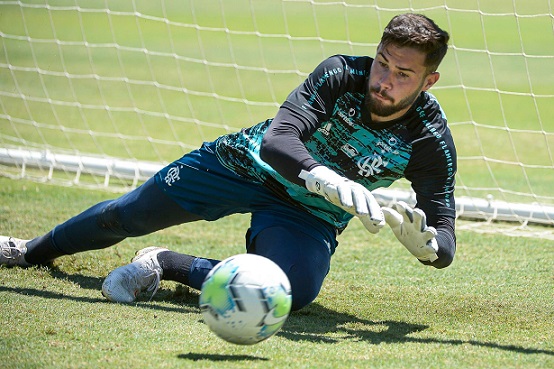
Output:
[1,177,553,369]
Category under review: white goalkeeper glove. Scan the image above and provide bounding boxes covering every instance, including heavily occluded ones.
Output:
[382,201,439,262]
[299,166,385,234]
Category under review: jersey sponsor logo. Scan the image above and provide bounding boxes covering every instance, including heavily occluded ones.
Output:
[376,138,399,155]
[357,154,389,177]
[164,165,180,186]
[317,122,333,136]
[340,143,359,158]
[336,109,355,128]
[333,96,360,129]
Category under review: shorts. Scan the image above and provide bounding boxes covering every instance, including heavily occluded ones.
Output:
[154,141,338,254]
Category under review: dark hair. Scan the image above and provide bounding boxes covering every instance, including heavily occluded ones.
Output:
[380,13,449,72]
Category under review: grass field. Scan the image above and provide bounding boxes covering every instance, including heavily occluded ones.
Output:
[1,1,554,368]
[1,177,553,369]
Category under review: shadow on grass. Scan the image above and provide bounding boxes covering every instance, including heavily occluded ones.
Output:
[178,352,269,362]
[47,266,105,290]
[44,266,201,307]
[0,266,200,314]
[2,268,552,358]
[282,303,554,356]
[0,284,199,314]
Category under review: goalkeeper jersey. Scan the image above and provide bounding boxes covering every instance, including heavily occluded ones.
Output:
[214,54,457,230]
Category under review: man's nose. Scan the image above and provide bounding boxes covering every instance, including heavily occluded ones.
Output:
[379,70,392,89]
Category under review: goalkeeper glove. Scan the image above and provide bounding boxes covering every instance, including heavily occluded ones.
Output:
[299,166,384,234]
[382,201,439,262]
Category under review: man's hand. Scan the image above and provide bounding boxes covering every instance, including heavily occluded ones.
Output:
[382,201,439,262]
[299,166,384,233]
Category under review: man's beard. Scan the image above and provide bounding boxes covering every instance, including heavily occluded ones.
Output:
[365,84,423,118]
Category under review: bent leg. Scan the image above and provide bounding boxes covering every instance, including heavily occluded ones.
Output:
[247,226,332,311]
[156,226,331,312]
[25,177,202,264]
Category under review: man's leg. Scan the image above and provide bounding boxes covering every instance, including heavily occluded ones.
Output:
[141,201,336,310]
[139,225,332,311]
[97,140,336,306]
[246,226,332,311]
[22,177,202,265]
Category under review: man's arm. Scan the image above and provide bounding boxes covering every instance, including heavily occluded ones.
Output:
[425,214,456,269]
[259,56,346,186]
[260,107,320,187]
[383,201,456,269]
[260,56,384,231]
[261,110,385,232]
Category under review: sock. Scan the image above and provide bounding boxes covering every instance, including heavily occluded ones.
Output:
[188,257,221,290]
[157,250,196,285]
[25,231,67,265]
[157,251,220,290]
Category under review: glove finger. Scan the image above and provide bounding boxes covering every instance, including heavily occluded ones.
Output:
[424,238,439,253]
[336,182,354,210]
[365,192,384,224]
[411,208,426,232]
[359,215,383,234]
[427,239,439,261]
[350,186,369,215]
[382,207,402,227]
[395,201,414,223]
[423,226,438,242]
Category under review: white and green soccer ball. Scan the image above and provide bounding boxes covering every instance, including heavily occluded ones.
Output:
[199,254,292,345]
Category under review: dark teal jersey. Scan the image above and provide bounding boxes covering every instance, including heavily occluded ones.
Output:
[215,55,456,231]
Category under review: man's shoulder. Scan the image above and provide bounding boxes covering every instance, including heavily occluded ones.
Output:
[405,92,454,152]
[424,90,445,110]
[418,92,448,126]
[322,54,373,74]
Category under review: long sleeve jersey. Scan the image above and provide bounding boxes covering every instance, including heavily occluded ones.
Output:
[215,55,457,267]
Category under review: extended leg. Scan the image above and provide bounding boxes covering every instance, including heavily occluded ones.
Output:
[24,177,202,264]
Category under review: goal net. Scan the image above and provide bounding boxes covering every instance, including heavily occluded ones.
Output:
[1,0,553,234]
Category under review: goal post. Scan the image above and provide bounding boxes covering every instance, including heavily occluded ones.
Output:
[1,0,553,230]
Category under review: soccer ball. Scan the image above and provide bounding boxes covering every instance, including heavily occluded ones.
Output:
[199,254,292,345]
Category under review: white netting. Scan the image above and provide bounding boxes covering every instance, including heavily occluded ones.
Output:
[1,0,553,234]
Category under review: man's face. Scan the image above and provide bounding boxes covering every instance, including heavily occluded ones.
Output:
[366,43,439,122]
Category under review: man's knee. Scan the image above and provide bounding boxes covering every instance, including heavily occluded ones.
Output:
[247,226,330,311]
[97,199,151,237]
[287,264,322,311]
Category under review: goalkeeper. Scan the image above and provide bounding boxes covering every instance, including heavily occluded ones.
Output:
[1,13,456,312]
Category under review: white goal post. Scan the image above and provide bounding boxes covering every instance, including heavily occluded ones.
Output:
[1,1,553,231]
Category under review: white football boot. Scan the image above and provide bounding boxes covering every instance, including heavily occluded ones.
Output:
[0,236,31,267]
[102,247,167,303]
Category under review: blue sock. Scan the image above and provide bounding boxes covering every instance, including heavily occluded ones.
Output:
[157,250,219,290]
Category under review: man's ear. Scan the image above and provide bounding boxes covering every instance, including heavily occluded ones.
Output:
[422,72,440,91]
